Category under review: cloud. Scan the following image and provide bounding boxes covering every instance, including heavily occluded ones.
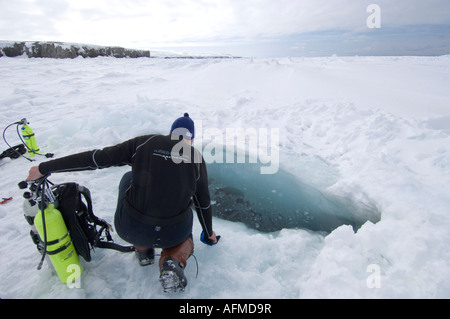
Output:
[0,0,449,55]
[0,0,70,40]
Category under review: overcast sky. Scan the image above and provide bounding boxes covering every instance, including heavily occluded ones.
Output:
[1,0,449,57]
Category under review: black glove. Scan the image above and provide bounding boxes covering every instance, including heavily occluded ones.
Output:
[200,231,221,246]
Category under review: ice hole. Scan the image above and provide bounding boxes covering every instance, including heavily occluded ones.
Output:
[206,149,381,233]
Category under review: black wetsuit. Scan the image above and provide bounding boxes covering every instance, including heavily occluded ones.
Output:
[39,134,213,248]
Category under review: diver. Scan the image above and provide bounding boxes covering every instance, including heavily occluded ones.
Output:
[25,113,220,293]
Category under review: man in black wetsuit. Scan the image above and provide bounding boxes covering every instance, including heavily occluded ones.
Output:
[25,113,219,292]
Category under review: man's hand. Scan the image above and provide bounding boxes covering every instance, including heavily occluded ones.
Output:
[26,166,44,182]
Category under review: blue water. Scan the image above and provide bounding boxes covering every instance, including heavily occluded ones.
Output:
[207,160,380,233]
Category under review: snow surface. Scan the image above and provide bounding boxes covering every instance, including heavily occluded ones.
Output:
[0,54,449,299]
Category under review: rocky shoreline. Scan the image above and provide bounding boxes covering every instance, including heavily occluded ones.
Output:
[0,41,150,59]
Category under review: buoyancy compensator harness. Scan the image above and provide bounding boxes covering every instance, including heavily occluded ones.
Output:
[2,118,54,162]
[19,175,135,283]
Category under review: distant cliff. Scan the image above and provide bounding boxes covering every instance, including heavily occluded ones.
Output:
[0,41,150,59]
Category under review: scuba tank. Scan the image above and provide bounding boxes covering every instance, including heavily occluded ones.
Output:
[21,183,54,272]
[34,203,83,284]
[19,178,82,284]
[22,199,51,265]
[19,176,135,286]
[21,123,40,158]
[2,118,53,162]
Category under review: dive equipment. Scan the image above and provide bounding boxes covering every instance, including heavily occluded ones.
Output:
[19,176,134,285]
[0,144,26,160]
[21,181,54,271]
[34,203,82,283]
[2,118,53,161]
[20,176,82,283]
[21,123,40,157]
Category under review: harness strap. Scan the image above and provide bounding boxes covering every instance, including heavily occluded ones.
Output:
[45,231,70,246]
[95,241,135,253]
[46,239,74,256]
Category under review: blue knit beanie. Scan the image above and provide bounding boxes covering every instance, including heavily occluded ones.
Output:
[170,113,195,140]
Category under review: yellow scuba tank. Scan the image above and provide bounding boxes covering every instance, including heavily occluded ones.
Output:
[22,196,55,272]
[34,203,83,284]
[21,124,40,157]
